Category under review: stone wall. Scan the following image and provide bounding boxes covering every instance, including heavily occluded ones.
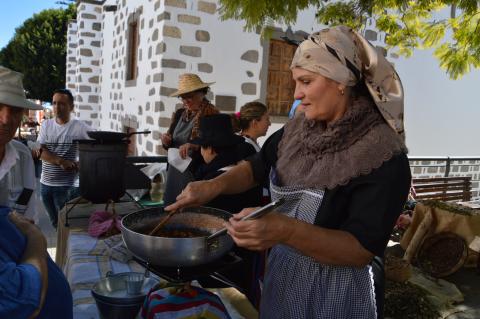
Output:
[66,21,77,96]
[69,1,103,127]
[409,158,480,201]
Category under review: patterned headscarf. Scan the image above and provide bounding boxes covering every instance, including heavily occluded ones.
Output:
[290,26,404,137]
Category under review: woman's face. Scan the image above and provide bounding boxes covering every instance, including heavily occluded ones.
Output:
[292,68,347,123]
[253,112,271,137]
[180,91,205,111]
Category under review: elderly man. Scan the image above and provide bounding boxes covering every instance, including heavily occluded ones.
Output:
[37,88,91,228]
[0,66,72,318]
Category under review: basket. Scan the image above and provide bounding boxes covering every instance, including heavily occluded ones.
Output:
[417,232,468,278]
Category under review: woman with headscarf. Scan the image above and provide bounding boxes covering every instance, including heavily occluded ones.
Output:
[162,73,219,205]
[167,26,411,318]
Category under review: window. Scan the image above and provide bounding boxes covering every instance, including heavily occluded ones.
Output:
[126,20,139,81]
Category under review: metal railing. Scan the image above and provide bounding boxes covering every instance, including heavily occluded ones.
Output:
[408,156,480,202]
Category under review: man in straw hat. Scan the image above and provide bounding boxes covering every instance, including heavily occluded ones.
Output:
[0,66,73,318]
[162,73,218,205]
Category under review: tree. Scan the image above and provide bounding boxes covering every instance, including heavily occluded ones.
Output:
[219,0,480,79]
[0,4,76,101]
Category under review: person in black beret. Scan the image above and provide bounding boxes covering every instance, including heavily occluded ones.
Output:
[192,114,263,306]
[191,113,262,213]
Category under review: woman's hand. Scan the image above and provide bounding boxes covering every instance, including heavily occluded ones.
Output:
[225,208,296,251]
[160,133,172,147]
[178,143,199,159]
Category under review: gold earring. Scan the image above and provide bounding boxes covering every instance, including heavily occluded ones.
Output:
[340,88,345,95]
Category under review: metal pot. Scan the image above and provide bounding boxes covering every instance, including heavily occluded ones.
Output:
[87,130,151,142]
[91,271,159,319]
[121,207,234,267]
[78,141,128,203]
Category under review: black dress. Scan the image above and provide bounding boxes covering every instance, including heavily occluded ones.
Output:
[246,128,411,318]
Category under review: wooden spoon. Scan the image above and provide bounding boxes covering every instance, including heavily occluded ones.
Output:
[148,209,179,236]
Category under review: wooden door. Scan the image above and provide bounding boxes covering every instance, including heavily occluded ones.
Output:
[267,40,297,116]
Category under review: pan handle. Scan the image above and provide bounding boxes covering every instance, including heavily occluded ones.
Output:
[126,130,151,138]
[207,198,285,241]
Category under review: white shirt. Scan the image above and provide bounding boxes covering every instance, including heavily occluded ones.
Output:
[0,140,36,214]
[37,118,91,187]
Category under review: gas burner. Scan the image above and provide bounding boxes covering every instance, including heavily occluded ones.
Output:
[133,253,242,285]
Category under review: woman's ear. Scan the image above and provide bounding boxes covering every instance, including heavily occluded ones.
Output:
[338,85,346,96]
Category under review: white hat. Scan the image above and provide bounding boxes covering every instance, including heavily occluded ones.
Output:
[0,66,42,110]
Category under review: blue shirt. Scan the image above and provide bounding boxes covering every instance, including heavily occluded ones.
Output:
[0,206,73,319]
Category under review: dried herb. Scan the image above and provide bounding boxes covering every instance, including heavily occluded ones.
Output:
[385,280,439,319]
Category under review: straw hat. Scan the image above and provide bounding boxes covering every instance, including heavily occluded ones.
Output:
[169,73,215,97]
[0,66,42,110]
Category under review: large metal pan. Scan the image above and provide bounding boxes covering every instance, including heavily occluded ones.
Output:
[120,207,234,267]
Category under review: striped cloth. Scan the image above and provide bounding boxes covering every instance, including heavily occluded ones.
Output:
[37,118,91,187]
[141,284,231,319]
[259,168,377,319]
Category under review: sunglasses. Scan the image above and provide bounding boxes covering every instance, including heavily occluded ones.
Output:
[178,92,197,100]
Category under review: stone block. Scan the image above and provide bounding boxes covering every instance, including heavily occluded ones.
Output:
[152,29,159,41]
[80,67,92,73]
[78,104,93,110]
[178,14,201,25]
[80,32,96,37]
[364,30,377,41]
[180,45,201,57]
[158,117,171,127]
[149,19,154,28]
[246,71,254,77]
[152,130,162,140]
[153,73,164,82]
[198,1,216,14]
[162,59,186,69]
[90,113,98,119]
[154,0,160,10]
[195,30,210,42]
[151,61,158,69]
[160,86,177,96]
[146,116,154,126]
[198,63,212,73]
[148,46,152,59]
[241,83,256,95]
[92,23,102,31]
[91,40,101,47]
[146,75,151,85]
[146,141,153,152]
[163,26,181,38]
[155,101,165,112]
[241,50,259,63]
[149,88,156,96]
[157,12,171,22]
[156,42,166,54]
[80,49,93,57]
[79,85,91,92]
[89,76,99,84]
[138,106,143,115]
[88,95,99,103]
[215,95,236,112]
[165,0,186,9]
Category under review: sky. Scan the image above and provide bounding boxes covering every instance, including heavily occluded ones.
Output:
[1,1,479,157]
